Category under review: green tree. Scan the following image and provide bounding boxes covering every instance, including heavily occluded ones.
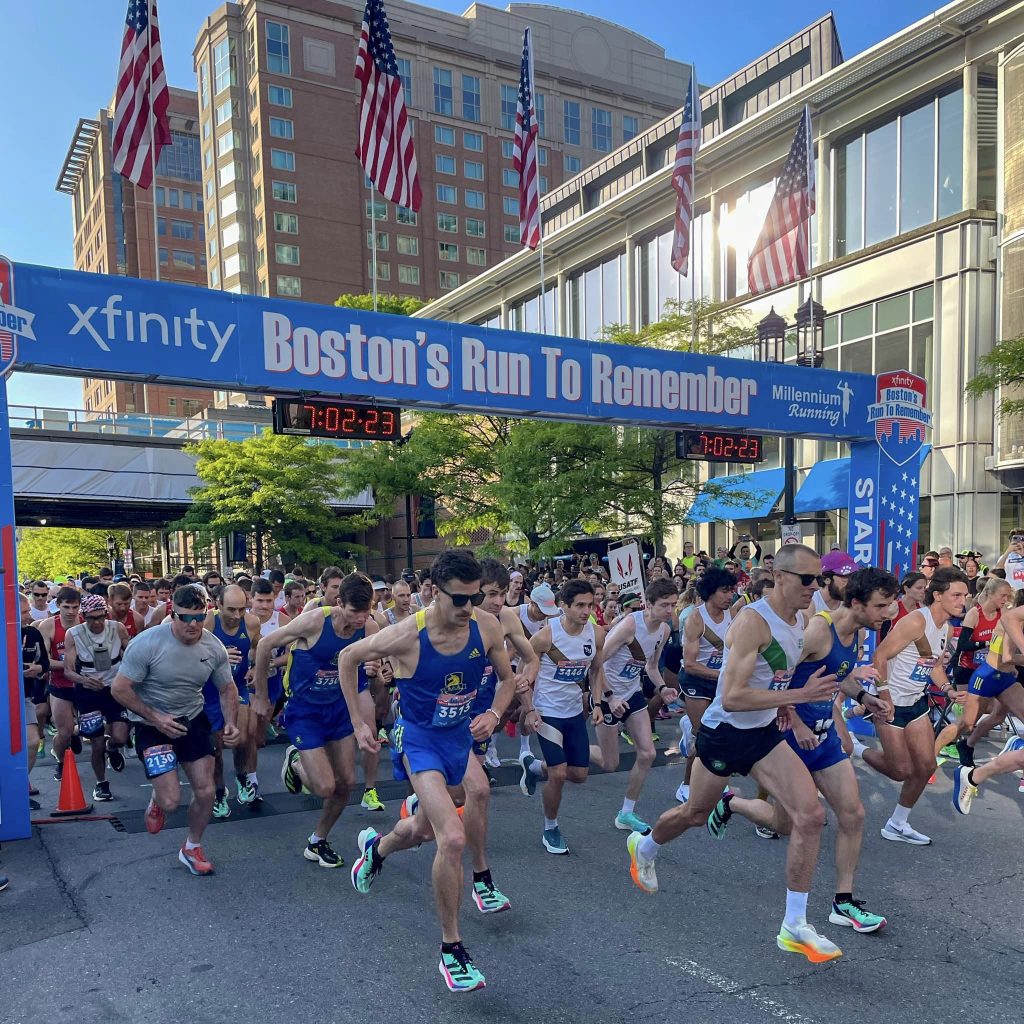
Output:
[602,297,755,356]
[965,334,1024,416]
[175,431,359,571]
[335,293,429,316]
[16,528,112,581]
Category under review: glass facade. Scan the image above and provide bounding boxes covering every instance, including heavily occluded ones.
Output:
[156,132,202,182]
[563,101,580,145]
[433,68,453,115]
[462,75,481,122]
[592,108,612,152]
[266,22,290,75]
[501,85,517,131]
[638,209,713,325]
[569,251,628,340]
[214,38,236,93]
[396,59,412,107]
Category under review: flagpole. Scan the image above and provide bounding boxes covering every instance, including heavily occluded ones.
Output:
[805,105,815,341]
[689,65,698,353]
[538,233,546,333]
[368,179,378,312]
[144,0,159,416]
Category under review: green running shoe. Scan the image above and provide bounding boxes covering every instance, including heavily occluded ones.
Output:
[212,791,231,819]
[351,828,383,894]
[472,879,511,914]
[614,810,651,833]
[828,898,887,933]
[940,743,960,759]
[438,944,486,992]
[706,790,734,840]
[280,745,302,794]
[236,778,256,805]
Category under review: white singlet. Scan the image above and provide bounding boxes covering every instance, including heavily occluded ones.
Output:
[260,610,283,676]
[695,604,732,673]
[702,597,804,730]
[603,610,668,700]
[811,589,831,614]
[533,617,597,718]
[28,605,49,622]
[519,604,547,637]
[887,606,948,707]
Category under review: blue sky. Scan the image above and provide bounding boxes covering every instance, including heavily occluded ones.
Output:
[2,0,943,410]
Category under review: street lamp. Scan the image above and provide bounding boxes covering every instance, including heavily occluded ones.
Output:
[756,308,787,365]
[106,533,116,565]
[794,297,827,367]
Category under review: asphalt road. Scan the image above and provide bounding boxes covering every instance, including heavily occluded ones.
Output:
[2,726,1022,1024]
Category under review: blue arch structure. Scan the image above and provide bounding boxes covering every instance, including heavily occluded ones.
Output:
[0,260,930,840]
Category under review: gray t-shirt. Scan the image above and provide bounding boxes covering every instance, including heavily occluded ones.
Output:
[118,621,232,723]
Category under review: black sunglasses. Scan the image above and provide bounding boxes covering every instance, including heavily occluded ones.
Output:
[172,611,207,623]
[779,570,826,587]
[434,583,485,608]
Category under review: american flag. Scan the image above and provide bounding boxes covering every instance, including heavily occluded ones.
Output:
[748,106,815,295]
[670,70,701,274]
[112,0,170,189]
[513,28,540,249]
[354,0,422,211]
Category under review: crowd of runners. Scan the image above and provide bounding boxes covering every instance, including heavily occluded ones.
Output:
[10,535,1024,990]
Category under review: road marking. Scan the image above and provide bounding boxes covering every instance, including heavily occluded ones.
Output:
[666,958,819,1024]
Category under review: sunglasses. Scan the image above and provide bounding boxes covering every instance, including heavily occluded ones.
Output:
[434,583,485,608]
[173,611,207,624]
[85,613,108,622]
[779,570,826,587]
[32,593,49,598]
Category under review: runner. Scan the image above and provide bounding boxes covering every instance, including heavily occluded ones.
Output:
[372,578,414,746]
[303,566,345,612]
[589,578,677,832]
[864,567,969,845]
[879,572,926,640]
[678,568,737,802]
[110,586,239,874]
[518,579,606,855]
[344,549,516,993]
[62,595,131,802]
[107,582,144,639]
[20,594,49,807]
[625,544,845,964]
[268,570,287,611]
[131,581,155,627]
[35,587,84,780]
[26,580,52,622]
[374,578,414,629]
[810,551,857,616]
[249,578,291,792]
[252,573,377,868]
[282,578,307,620]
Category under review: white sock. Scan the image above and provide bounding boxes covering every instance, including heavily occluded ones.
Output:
[890,804,911,827]
[621,798,636,815]
[528,758,544,777]
[851,739,866,759]
[309,833,323,844]
[246,772,258,784]
[184,838,201,851]
[784,889,808,930]
[519,733,532,757]
[637,834,661,860]
[544,817,558,830]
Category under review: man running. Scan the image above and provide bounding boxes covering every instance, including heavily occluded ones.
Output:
[111,586,240,874]
[252,574,377,868]
[590,578,677,833]
[865,567,969,845]
[27,580,53,622]
[36,587,84,781]
[62,595,131,803]
[303,567,344,612]
[374,578,414,629]
[345,550,516,993]
[282,578,307,620]
[626,545,844,964]
[248,578,290,790]
[810,552,857,616]
[107,582,144,639]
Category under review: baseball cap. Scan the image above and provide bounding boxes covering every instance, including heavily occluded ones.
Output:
[372,580,388,592]
[529,583,559,617]
[821,551,858,576]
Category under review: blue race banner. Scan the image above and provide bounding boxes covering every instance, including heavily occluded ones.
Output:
[10,263,877,439]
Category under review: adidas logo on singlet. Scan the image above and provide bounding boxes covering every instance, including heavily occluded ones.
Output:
[468,648,481,658]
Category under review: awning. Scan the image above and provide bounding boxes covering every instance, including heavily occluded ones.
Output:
[686,467,786,524]
[794,444,931,514]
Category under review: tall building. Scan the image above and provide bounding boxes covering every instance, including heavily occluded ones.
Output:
[57,87,216,417]
[192,0,690,305]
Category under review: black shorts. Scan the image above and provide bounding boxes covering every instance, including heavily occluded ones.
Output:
[134,711,214,779]
[681,672,717,702]
[31,676,49,705]
[48,685,76,702]
[663,640,683,677]
[953,666,975,690]
[74,685,129,734]
[890,695,930,729]
[696,721,784,777]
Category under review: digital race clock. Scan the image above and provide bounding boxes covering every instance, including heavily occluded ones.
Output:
[272,399,402,441]
[675,430,764,463]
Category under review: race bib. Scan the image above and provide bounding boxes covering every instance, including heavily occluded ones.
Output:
[79,709,104,737]
[143,743,177,777]
[768,669,794,692]
[811,717,834,736]
[432,690,476,728]
[620,659,644,680]
[706,654,723,671]
[553,659,588,685]
[910,657,935,683]
[973,649,988,666]
[311,668,340,697]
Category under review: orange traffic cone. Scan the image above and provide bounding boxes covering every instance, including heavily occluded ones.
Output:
[53,749,93,816]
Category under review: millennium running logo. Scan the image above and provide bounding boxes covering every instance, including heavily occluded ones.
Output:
[867,371,930,467]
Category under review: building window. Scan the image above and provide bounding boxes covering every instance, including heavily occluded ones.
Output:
[366,230,389,250]
[171,220,194,239]
[398,264,420,285]
[623,115,639,142]
[436,184,457,204]
[266,22,291,74]
[368,261,391,281]
[439,271,460,290]
[396,58,413,107]
[538,147,548,166]
[244,22,257,82]
[466,217,485,237]
[536,93,545,137]
[255,215,263,237]
[564,101,580,145]
[268,84,292,107]
[275,212,299,233]
[277,275,301,296]
[200,62,210,108]
[564,154,581,174]
[202,119,211,140]
[270,149,295,171]
[156,186,166,206]
[210,267,220,286]
[464,160,484,180]
[500,84,517,131]
[213,37,236,94]
[435,124,455,146]
[437,213,458,233]
[503,196,518,216]
[592,108,612,151]
[156,131,202,182]
[272,180,297,202]
[465,190,485,209]
[157,217,166,235]
[463,130,483,152]
[396,207,417,225]
[215,99,233,126]
[504,224,519,243]
[467,247,486,266]
[397,235,419,255]
[438,242,459,261]
[217,131,239,157]
[365,199,387,220]
[502,139,514,159]
[433,67,453,115]
[269,116,294,139]
[462,74,481,122]
[276,244,300,264]
[173,250,197,269]
[435,154,456,174]
[502,168,518,188]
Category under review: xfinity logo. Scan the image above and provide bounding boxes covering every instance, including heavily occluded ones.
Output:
[68,294,235,362]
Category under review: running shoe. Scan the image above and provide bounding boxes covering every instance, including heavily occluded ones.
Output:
[0,875,8,892]
[36,738,45,757]
[107,748,126,773]
[212,791,231,819]
[178,844,215,876]
[53,761,63,783]
[377,727,389,747]
[361,788,385,811]
[656,707,672,721]
[626,830,658,893]
[304,839,343,868]
[92,780,112,803]
[623,732,634,746]
[280,745,302,794]
[651,732,660,744]
[483,743,501,769]
[518,753,538,797]
[144,799,165,835]
[927,773,937,785]
[472,879,511,914]
[829,899,887,933]
[952,765,978,816]
[955,739,975,767]
[614,810,650,833]
[236,777,256,805]
[776,922,842,963]
[880,820,931,845]
[755,825,780,840]
[250,780,263,807]
[998,735,1024,757]
[400,794,419,819]
[939,743,960,759]
[46,722,57,737]
[706,791,734,840]
[68,734,83,755]
[542,826,568,855]
[29,799,40,811]
[264,723,279,742]
[438,944,486,993]
[675,782,690,803]
[351,828,383,893]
